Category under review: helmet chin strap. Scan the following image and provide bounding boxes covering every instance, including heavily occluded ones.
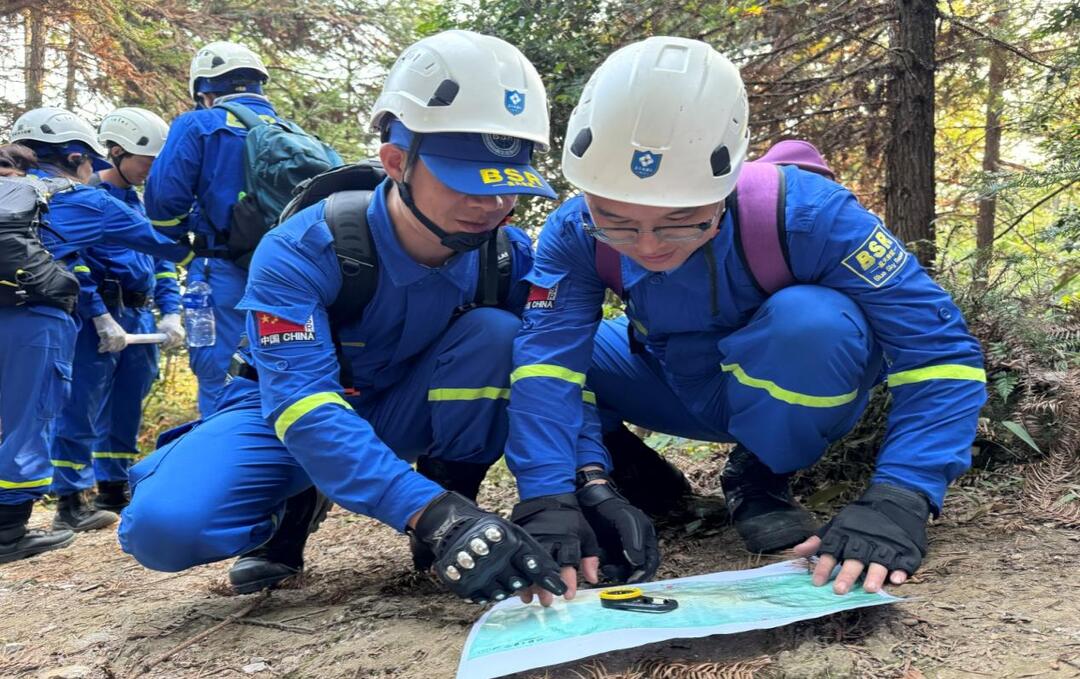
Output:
[395,132,512,254]
[114,154,134,187]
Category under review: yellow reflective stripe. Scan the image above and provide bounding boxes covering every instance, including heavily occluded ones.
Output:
[72,265,91,274]
[275,392,352,440]
[151,216,183,227]
[92,452,140,460]
[721,362,858,408]
[178,250,196,267]
[0,280,17,287]
[155,271,178,280]
[340,341,366,348]
[510,364,587,387]
[631,318,648,336]
[51,459,87,470]
[0,476,52,489]
[427,387,510,401]
[888,364,987,388]
[583,390,597,405]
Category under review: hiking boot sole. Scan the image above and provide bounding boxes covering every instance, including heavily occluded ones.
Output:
[52,511,118,533]
[0,532,76,564]
[734,509,820,554]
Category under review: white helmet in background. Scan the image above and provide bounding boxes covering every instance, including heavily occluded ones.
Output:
[98,107,169,157]
[10,107,107,157]
[369,29,550,149]
[562,37,750,207]
[189,41,269,100]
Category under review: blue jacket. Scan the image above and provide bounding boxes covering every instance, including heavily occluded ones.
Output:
[144,94,280,248]
[507,167,988,509]
[236,181,535,529]
[80,177,181,319]
[30,168,192,320]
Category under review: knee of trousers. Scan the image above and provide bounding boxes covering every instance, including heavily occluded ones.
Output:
[441,307,521,373]
[756,285,872,362]
[119,493,218,572]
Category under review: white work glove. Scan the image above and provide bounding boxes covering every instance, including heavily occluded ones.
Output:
[157,312,185,350]
[92,313,128,354]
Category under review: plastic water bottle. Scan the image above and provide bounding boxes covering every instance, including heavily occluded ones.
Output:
[182,280,215,347]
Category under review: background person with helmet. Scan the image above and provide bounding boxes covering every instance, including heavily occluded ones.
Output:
[1,107,191,561]
[0,144,79,563]
[506,37,987,596]
[145,41,307,417]
[120,30,575,607]
[48,108,184,524]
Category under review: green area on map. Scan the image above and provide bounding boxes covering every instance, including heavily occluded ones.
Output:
[467,571,890,660]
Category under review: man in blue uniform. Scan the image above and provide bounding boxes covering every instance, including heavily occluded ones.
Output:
[1,109,192,561]
[507,37,988,595]
[121,31,574,606]
[144,41,277,416]
[49,108,185,524]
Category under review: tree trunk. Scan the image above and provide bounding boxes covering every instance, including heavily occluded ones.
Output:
[24,6,46,110]
[885,0,937,268]
[974,4,1008,288]
[64,25,79,110]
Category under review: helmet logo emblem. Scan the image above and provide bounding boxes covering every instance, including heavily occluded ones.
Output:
[631,150,662,179]
[482,134,522,158]
[504,90,525,116]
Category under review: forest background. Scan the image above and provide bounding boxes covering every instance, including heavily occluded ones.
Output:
[0,2,1079,676]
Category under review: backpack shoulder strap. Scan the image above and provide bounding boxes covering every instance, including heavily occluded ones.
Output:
[323,190,378,392]
[594,240,623,298]
[324,190,378,328]
[214,101,268,130]
[732,162,795,295]
[475,227,513,307]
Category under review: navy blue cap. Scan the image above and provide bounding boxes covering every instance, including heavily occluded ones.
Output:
[389,120,556,199]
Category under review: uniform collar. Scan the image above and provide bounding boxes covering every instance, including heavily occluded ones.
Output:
[367,180,476,292]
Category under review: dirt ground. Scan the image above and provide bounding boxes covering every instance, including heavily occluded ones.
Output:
[2,458,1079,679]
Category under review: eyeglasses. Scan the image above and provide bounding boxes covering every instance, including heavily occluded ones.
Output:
[581,201,718,245]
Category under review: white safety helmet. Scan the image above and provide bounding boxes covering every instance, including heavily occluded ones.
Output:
[369,30,550,149]
[10,107,107,157]
[562,37,750,208]
[188,41,269,101]
[98,107,169,158]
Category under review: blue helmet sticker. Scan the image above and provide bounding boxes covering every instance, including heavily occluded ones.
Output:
[504,90,525,116]
[631,150,662,179]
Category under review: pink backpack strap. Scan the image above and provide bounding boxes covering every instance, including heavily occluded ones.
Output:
[757,139,835,179]
[594,240,623,298]
[734,162,795,295]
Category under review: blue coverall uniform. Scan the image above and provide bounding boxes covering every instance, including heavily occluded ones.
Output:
[120,182,540,571]
[1,169,189,507]
[50,178,182,494]
[507,168,988,513]
[144,94,283,416]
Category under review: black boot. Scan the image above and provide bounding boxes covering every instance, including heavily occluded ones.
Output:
[604,425,728,528]
[53,491,118,532]
[720,445,819,553]
[93,480,130,512]
[228,486,332,594]
[409,457,492,571]
[0,501,75,564]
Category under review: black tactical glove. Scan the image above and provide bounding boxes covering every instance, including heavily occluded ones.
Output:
[577,475,660,584]
[816,484,932,575]
[411,492,566,604]
[510,493,600,568]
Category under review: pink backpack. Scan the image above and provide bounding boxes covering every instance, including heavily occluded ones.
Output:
[594,139,835,297]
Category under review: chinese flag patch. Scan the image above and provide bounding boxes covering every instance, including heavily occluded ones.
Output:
[256,312,316,346]
[525,283,558,311]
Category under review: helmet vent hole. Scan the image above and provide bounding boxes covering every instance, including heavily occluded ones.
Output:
[570,128,593,158]
[211,56,225,67]
[136,136,149,146]
[427,79,460,107]
[710,145,731,177]
[41,124,54,135]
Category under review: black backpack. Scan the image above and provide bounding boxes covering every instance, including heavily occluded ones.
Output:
[0,176,80,314]
[276,163,514,387]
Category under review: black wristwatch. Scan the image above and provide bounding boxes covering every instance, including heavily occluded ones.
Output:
[575,467,612,488]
